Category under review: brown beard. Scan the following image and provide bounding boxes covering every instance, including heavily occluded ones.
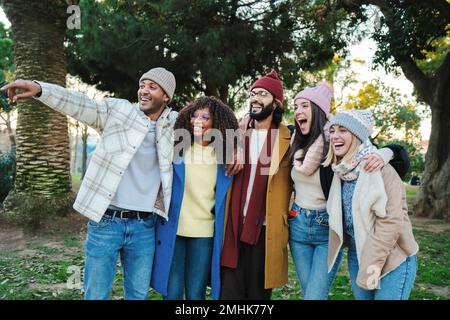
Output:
[249,102,274,121]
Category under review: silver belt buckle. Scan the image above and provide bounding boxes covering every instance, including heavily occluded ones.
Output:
[119,210,130,219]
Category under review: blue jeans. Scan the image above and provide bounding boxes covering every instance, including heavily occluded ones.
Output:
[347,240,417,300]
[164,236,213,300]
[83,212,157,300]
[288,204,343,300]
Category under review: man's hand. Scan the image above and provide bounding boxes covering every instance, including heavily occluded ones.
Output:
[363,153,385,173]
[226,147,244,176]
[0,80,42,102]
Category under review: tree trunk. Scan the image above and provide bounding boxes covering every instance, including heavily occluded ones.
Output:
[1,1,72,215]
[413,85,450,219]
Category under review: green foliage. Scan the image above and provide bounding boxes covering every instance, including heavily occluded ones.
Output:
[381,139,425,182]
[66,0,346,108]
[416,36,450,77]
[343,79,424,143]
[0,147,15,203]
[0,85,10,112]
[370,1,449,73]
[0,21,13,113]
[288,0,364,89]
[0,21,13,83]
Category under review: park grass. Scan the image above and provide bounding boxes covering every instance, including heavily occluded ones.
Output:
[405,184,420,208]
[0,186,448,300]
[0,226,448,300]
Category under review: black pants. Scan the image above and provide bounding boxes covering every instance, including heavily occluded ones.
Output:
[221,227,272,300]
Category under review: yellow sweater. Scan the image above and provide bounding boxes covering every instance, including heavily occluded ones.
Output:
[177,143,217,237]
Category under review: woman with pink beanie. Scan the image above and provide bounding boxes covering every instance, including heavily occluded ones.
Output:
[288,81,396,299]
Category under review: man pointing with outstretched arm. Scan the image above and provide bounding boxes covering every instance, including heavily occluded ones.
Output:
[2,68,177,300]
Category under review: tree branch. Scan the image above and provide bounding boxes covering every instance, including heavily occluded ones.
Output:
[342,0,434,104]
[392,52,433,105]
[377,5,433,104]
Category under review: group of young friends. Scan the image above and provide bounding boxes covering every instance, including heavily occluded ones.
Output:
[1,67,418,300]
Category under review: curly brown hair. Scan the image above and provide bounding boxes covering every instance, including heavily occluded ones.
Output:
[174,96,239,163]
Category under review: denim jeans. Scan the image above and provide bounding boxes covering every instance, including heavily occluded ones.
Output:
[347,240,417,300]
[164,236,213,300]
[83,212,157,300]
[288,203,343,300]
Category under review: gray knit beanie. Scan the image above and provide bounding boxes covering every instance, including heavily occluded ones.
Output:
[139,67,176,103]
[329,109,374,142]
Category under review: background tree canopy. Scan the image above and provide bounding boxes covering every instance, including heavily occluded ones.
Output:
[66,0,349,109]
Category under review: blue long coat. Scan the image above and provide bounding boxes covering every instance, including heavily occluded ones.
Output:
[151,161,233,299]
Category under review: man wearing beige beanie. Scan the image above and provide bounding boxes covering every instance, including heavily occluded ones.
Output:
[2,67,178,300]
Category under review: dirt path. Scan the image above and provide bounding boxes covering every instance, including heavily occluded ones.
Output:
[0,212,86,252]
[0,225,26,251]
[410,216,450,233]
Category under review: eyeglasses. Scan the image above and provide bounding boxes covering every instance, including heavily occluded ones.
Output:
[191,112,210,122]
[249,90,272,99]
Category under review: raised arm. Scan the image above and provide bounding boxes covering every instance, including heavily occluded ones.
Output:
[1,80,121,132]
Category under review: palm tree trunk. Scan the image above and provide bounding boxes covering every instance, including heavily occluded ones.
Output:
[1,1,72,215]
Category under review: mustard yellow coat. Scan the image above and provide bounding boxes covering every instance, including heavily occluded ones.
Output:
[223,123,293,289]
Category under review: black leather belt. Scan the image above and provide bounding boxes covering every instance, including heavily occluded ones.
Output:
[104,209,152,219]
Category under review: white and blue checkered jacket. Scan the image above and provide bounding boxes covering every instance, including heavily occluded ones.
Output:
[35,81,178,222]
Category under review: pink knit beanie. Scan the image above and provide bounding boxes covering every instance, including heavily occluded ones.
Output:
[294,81,333,116]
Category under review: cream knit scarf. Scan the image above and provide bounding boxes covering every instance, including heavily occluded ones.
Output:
[332,139,377,181]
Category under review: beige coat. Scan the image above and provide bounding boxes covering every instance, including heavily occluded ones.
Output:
[223,124,293,289]
[327,164,419,290]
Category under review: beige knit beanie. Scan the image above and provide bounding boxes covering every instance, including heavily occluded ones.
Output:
[139,67,176,103]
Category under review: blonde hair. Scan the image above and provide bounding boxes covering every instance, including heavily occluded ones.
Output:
[323,131,361,166]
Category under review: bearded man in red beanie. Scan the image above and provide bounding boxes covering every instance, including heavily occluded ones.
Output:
[220,70,293,299]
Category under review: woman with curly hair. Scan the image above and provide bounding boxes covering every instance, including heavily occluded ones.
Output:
[151,96,239,300]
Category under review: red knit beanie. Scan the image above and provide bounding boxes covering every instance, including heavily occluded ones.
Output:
[250,69,284,103]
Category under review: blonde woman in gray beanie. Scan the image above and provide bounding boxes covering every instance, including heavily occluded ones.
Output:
[324,109,419,300]
[288,82,404,300]
[1,68,178,300]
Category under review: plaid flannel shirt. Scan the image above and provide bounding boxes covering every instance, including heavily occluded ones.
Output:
[35,81,178,222]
